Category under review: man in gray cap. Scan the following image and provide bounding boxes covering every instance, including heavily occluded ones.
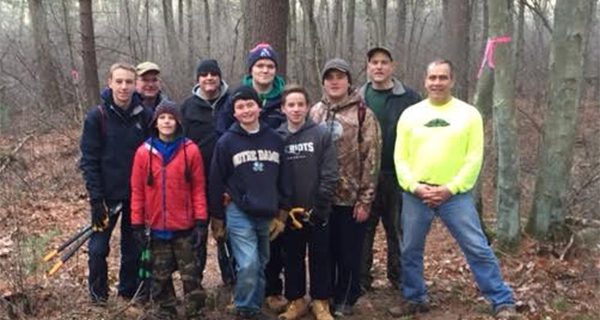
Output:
[358,46,421,293]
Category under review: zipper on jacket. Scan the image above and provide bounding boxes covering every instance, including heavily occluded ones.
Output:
[161,163,167,230]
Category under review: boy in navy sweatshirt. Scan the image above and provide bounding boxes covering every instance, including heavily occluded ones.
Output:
[209,85,290,319]
[276,85,339,320]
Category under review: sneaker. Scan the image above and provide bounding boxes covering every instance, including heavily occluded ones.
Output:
[266,295,287,313]
[495,305,520,320]
[278,298,308,320]
[332,304,353,317]
[387,300,430,318]
[310,300,334,320]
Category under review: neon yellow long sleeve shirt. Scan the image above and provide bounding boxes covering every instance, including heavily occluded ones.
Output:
[393,97,484,194]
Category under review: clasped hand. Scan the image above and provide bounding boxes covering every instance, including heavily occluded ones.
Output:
[414,184,452,208]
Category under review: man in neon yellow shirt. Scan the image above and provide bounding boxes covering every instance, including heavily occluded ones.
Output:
[389,60,518,320]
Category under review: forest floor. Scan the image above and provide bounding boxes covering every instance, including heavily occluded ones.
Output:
[0,122,598,320]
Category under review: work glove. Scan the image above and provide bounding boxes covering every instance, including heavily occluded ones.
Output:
[90,199,109,232]
[192,221,209,251]
[211,218,226,243]
[269,210,288,241]
[132,225,147,249]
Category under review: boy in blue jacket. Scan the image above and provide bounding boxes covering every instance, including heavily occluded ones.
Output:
[209,85,290,319]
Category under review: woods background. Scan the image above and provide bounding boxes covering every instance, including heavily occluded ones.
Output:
[0,1,599,318]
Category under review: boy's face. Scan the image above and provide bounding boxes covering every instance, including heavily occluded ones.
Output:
[156,113,177,138]
[323,70,350,101]
[251,59,276,87]
[282,92,308,127]
[233,99,260,127]
[108,68,136,107]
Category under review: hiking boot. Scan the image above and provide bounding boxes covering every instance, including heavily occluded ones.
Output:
[332,304,353,317]
[278,298,308,320]
[495,305,520,320]
[266,295,287,313]
[387,300,430,318]
[310,300,333,320]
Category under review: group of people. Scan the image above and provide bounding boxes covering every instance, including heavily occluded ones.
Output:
[79,43,519,320]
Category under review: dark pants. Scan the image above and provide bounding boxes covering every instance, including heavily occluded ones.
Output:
[197,231,236,286]
[361,174,402,289]
[283,223,331,300]
[330,205,367,307]
[265,236,285,296]
[151,233,205,319]
[88,199,140,301]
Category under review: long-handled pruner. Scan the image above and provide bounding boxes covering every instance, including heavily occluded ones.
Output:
[44,202,123,276]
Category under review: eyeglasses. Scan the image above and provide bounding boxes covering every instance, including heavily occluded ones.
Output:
[199,72,220,77]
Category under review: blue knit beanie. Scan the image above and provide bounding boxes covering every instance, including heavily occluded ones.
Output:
[246,43,278,72]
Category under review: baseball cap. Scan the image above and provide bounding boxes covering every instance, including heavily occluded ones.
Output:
[136,61,160,76]
[367,46,394,61]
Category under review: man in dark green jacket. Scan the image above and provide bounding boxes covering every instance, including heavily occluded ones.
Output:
[358,46,421,292]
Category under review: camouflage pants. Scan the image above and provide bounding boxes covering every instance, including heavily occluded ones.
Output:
[150,234,205,319]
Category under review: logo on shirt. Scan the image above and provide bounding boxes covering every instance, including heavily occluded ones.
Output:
[424,118,450,127]
[252,161,264,172]
[321,121,343,141]
[285,142,314,155]
[232,149,280,167]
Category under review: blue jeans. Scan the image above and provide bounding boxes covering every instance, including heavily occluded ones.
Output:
[401,192,514,310]
[226,203,271,313]
[88,199,140,301]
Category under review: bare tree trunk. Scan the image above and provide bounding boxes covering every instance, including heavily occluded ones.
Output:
[79,0,100,108]
[162,0,181,66]
[178,0,184,37]
[332,1,343,57]
[27,0,63,110]
[528,0,595,240]
[394,0,406,74]
[376,0,388,45]
[365,0,377,48]
[489,0,520,248]
[300,0,323,89]
[516,0,525,96]
[245,0,289,77]
[144,0,151,58]
[203,0,212,57]
[289,0,299,83]
[443,0,471,100]
[345,0,356,62]
[187,0,194,68]
[471,0,493,244]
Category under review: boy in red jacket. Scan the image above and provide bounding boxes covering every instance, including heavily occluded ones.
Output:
[130,101,208,319]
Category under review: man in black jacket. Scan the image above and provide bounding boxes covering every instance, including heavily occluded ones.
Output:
[180,59,234,286]
[358,47,422,292]
[80,62,152,303]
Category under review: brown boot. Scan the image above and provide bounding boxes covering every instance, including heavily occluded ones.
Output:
[311,300,333,320]
[266,295,288,313]
[278,298,308,320]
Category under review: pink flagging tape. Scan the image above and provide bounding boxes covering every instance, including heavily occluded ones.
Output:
[477,36,512,78]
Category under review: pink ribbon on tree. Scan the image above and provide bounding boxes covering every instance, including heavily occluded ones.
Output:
[477,36,512,78]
